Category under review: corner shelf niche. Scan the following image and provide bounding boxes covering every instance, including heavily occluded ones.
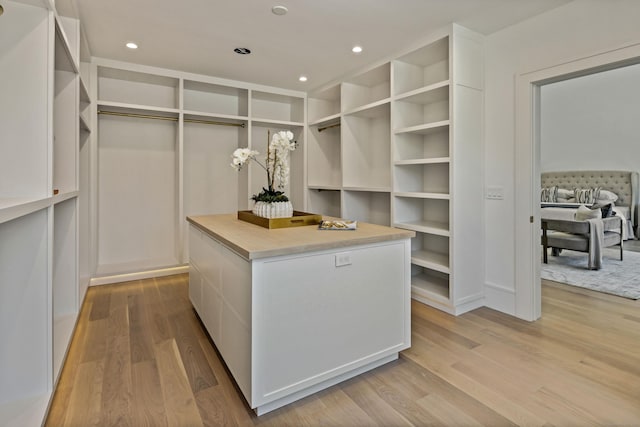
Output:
[342,102,390,190]
[342,63,390,112]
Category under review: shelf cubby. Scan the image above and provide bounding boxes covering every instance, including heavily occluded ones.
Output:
[411,265,450,300]
[394,162,449,195]
[393,196,449,235]
[342,103,390,190]
[183,80,248,118]
[0,210,50,407]
[308,120,341,188]
[394,126,449,161]
[394,83,449,130]
[307,189,341,218]
[411,232,449,274]
[393,36,449,96]
[251,91,304,124]
[342,190,390,226]
[98,67,179,109]
[0,2,50,201]
[308,85,340,124]
[342,63,390,112]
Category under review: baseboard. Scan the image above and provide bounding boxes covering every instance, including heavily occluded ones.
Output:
[89,265,189,287]
[483,282,516,316]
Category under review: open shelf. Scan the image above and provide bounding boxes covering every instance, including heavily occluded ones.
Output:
[394,127,449,161]
[0,210,50,408]
[183,80,248,117]
[411,232,449,274]
[98,66,179,109]
[0,197,51,225]
[411,267,450,300]
[394,162,449,194]
[308,119,341,189]
[342,104,390,189]
[183,111,248,126]
[251,91,304,123]
[54,17,79,73]
[342,63,390,112]
[97,100,180,117]
[0,2,50,202]
[307,189,341,218]
[393,36,449,95]
[342,190,390,226]
[308,84,340,123]
[394,86,449,130]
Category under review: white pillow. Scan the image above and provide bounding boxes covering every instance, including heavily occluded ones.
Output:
[575,204,602,221]
[557,188,573,199]
[597,189,618,203]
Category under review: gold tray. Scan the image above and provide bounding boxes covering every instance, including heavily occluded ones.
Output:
[237,210,322,229]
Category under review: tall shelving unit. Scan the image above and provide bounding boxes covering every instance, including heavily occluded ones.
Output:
[306,24,484,315]
[307,64,392,226]
[92,60,306,280]
[0,1,88,425]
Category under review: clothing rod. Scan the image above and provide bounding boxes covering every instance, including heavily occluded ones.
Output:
[317,122,340,132]
[97,110,246,128]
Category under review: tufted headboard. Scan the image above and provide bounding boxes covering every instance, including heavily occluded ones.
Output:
[541,170,638,226]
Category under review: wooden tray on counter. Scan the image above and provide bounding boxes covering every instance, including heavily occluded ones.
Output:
[237,210,322,229]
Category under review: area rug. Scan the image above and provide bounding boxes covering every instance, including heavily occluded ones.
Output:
[541,248,640,299]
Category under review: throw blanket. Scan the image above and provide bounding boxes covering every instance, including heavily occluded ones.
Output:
[541,205,633,240]
[587,218,604,270]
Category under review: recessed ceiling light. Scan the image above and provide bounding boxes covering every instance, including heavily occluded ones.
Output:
[299,76,308,82]
[126,42,138,49]
[352,45,363,54]
[234,47,251,55]
[272,5,288,16]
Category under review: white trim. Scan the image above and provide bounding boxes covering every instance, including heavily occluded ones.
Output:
[89,265,189,286]
[254,354,398,416]
[483,282,515,315]
[514,42,640,321]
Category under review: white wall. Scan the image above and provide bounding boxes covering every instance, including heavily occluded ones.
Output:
[540,63,640,172]
[484,0,640,315]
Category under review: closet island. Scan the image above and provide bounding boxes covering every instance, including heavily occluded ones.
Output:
[187,214,413,414]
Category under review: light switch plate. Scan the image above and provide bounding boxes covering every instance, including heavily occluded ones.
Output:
[335,252,352,267]
[486,186,504,200]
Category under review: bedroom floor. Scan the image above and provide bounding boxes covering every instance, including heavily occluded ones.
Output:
[623,238,640,252]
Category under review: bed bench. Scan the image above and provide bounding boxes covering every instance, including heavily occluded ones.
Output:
[541,216,623,269]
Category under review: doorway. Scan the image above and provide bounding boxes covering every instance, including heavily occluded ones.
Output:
[514,43,640,321]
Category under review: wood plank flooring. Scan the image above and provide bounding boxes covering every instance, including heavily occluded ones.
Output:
[46,274,640,426]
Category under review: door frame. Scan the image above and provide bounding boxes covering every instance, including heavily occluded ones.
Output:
[514,42,640,321]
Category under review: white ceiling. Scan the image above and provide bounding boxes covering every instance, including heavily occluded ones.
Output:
[55,0,571,93]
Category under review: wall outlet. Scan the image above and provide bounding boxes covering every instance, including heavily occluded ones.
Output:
[335,252,352,267]
[486,186,504,200]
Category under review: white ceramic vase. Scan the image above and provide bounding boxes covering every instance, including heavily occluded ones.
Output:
[252,201,293,219]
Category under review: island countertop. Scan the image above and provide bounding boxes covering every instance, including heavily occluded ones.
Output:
[187,214,415,260]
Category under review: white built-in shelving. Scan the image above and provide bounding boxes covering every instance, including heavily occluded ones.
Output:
[91,59,306,275]
[306,24,484,315]
[0,1,86,425]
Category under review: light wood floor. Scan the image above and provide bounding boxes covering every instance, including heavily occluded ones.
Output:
[46,274,640,426]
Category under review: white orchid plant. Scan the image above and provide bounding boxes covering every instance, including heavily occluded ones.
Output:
[231,130,297,203]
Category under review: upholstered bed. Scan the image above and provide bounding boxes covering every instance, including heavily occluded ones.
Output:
[541,170,638,240]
